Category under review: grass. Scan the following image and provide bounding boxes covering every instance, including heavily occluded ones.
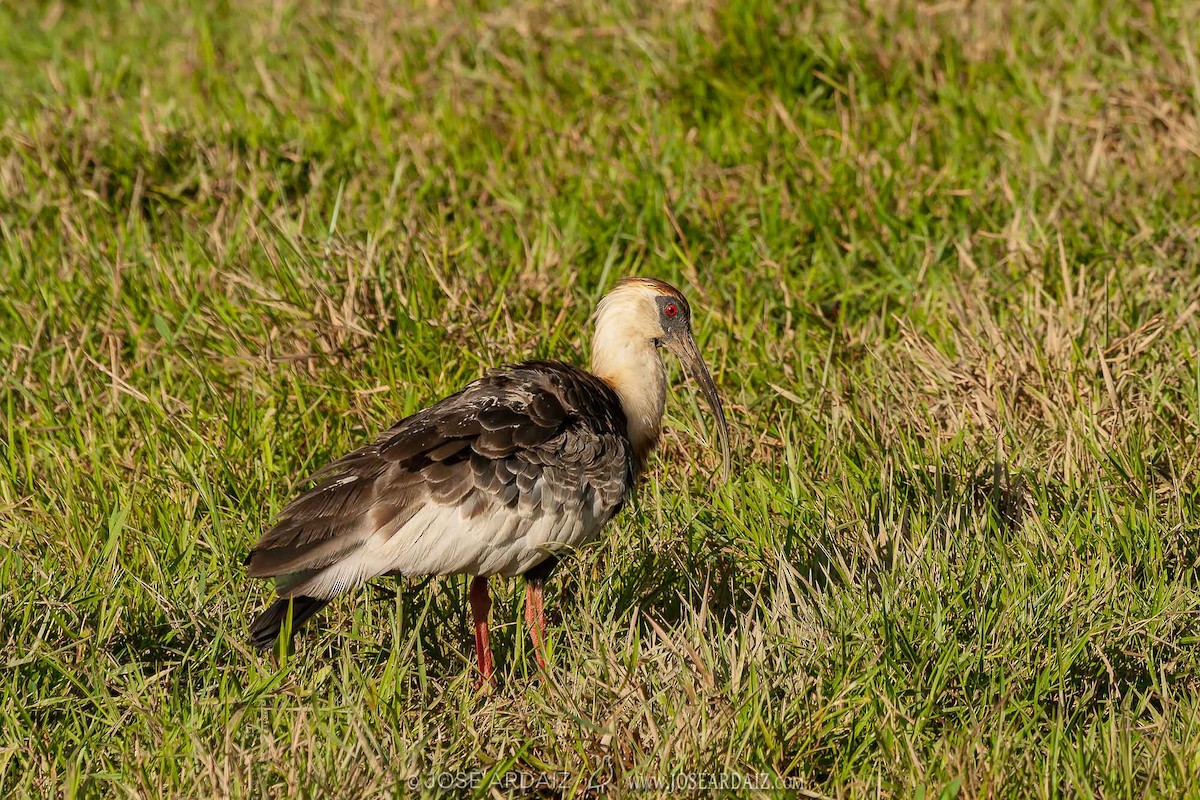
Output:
[2,0,1200,796]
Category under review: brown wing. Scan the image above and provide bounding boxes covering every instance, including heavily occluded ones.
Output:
[245,361,634,580]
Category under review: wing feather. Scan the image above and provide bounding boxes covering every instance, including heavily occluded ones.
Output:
[246,361,634,593]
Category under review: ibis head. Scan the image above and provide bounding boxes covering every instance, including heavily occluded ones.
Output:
[591,277,731,477]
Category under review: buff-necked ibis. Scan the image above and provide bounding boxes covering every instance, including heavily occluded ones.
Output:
[246,277,730,684]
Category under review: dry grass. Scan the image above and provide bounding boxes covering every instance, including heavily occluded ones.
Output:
[2,0,1200,797]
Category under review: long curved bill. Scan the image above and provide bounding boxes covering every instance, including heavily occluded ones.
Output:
[666,332,732,479]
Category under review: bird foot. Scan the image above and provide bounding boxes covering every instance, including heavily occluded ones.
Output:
[524,580,549,672]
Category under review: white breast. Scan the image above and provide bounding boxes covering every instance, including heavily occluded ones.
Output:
[286,488,612,599]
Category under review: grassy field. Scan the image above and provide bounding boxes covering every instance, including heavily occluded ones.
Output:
[2,0,1200,796]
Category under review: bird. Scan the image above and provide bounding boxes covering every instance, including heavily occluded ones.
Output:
[245,277,731,684]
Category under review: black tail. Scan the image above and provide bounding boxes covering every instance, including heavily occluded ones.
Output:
[249,596,330,650]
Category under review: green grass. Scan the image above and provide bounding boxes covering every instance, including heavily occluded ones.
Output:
[2,0,1200,796]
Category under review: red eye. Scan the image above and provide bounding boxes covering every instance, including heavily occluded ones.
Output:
[664,303,678,318]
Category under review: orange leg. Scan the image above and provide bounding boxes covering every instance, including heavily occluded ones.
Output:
[524,580,547,669]
[469,576,494,686]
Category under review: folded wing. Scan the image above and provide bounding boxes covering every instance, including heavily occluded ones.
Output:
[246,361,634,600]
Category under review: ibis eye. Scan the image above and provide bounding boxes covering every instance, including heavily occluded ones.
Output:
[664,303,678,318]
